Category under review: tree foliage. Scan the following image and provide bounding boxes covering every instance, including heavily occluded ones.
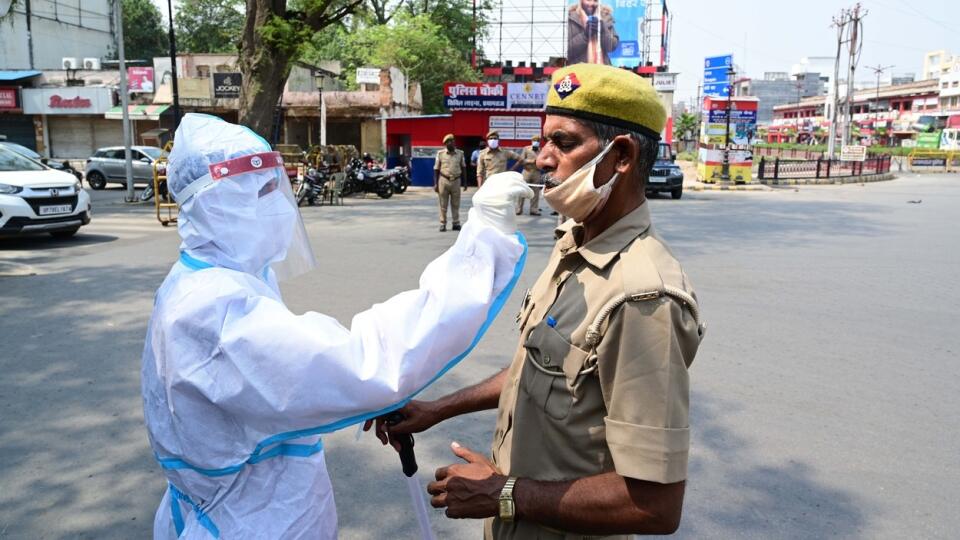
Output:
[175,0,244,53]
[121,0,168,61]
[306,13,479,113]
[676,112,699,140]
[239,0,364,139]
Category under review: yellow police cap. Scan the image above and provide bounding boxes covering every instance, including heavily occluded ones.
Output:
[531,135,541,141]
[546,63,665,140]
[442,133,455,143]
[486,130,499,139]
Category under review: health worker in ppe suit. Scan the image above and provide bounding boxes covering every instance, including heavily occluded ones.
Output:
[141,113,533,539]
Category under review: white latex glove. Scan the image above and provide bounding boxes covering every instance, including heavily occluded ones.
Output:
[468,171,535,235]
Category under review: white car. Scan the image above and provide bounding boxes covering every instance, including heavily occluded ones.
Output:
[0,144,92,238]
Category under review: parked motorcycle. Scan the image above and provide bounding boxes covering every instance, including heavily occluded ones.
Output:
[344,158,394,199]
[296,167,328,206]
[391,166,410,194]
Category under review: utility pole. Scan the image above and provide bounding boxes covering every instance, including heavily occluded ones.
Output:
[827,9,848,158]
[116,0,135,203]
[166,0,181,126]
[794,76,804,143]
[868,64,894,145]
[720,66,735,181]
[843,3,866,147]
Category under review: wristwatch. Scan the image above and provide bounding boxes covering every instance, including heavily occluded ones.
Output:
[498,476,518,522]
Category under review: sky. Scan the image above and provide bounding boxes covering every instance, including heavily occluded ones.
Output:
[154,0,960,107]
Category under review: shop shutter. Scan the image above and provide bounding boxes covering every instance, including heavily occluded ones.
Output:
[0,115,38,150]
[49,117,124,159]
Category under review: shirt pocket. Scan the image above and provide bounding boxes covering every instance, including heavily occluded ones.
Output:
[520,321,591,421]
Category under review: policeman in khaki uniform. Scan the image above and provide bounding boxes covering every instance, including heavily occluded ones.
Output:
[434,133,466,232]
[477,130,521,187]
[512,136,543,216]
[371,63,705,538]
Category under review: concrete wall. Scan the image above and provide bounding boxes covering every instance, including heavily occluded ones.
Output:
[0,0,116,70]
[360,120,382,155]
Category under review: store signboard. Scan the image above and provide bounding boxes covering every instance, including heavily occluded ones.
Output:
[444,83,507,109]
[356,68,381,85]
[487,116,543,140]
[507,83,548,109]
[22,87,113,115]
[213,73,242,99]
[916,132,941,149]
[652,72,676,92]
[0,87,17,110]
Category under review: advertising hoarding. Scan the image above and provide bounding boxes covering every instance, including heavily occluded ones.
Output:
[507,83,548,110]
[213,73,242,99]
[0,87,18,110]
[127,67,155,93]
[21,87,113,115]
[566,0,645,66]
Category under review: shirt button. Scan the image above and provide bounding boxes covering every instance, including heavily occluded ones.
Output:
[544,355,551,365]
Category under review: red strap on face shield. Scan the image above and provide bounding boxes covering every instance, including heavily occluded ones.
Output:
[208,152,285,181]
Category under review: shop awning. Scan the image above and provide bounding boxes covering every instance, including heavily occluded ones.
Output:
[0,70,42,82]
[105,104,170,120]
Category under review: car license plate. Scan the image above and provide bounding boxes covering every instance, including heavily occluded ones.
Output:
[39,204,72,215]
[648,177,666,183]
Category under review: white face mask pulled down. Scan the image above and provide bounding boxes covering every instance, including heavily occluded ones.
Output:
[543,141,619,223]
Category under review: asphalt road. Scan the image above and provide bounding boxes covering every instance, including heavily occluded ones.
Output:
[1,175,957,539]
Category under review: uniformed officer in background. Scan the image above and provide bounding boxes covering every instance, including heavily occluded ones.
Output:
[371,63,706,539]
[477,131,521,187]
[513,135,543,216]
[469,140,486,190]
[433,133,466,232]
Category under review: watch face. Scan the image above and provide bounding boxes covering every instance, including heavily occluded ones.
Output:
[499,499,515,521]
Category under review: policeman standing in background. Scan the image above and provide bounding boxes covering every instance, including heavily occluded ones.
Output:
[374,63,706,539]
[434,133,466,232]
[513,135,543,216]
[477,131,521,187]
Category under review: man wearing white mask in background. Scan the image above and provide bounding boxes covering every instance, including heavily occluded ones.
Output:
[374,64,705,539]
[140,113,533,539]
[477,131,521,187]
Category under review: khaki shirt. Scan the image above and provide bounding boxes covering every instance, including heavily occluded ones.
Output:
[487,203,702,540]
[434,148,465,181]
[478,147,520,182]
[519,146,542,183]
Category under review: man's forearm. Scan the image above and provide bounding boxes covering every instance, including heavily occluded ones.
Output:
[513,473,685,535]
[433,368,508,421]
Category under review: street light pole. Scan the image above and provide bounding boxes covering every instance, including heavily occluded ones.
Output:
[868,64,894,145]
[720,66,735,181]
[115,0,135,203]
[166,0,180,126]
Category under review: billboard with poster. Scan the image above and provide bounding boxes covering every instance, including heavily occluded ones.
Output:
[567,0,645,66]
[127,67,154,93]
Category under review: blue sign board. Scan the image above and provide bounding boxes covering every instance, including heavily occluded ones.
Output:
[608,2,647,68]
[703,67,731,84]
[703,82,731,97]
[704,54,733,70]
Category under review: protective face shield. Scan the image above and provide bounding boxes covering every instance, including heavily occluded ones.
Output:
[167,114,317,281]
[487,138,500,150]
[532,142,540,150]
[543,140,619,223]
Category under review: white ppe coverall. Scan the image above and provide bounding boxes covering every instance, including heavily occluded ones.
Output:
[142,114,532,539]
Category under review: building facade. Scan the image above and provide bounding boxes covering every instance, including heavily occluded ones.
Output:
[735,72,825,124]
[923,50,959,81]
[0,0,117,70]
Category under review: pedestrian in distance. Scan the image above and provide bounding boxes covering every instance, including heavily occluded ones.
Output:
[434,133,467,232]
[477,131,521,187]
[370,63,706,539]
[512,135,544,216]
[141,113,533,539]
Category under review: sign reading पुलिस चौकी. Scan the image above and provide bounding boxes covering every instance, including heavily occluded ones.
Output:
[444,83,508,109]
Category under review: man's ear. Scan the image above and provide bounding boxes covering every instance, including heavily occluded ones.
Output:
[612,135,638,176]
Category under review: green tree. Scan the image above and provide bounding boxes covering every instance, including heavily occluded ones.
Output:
[306,14,479,114]
[239,0,364,139]
[676,112,698,140]
[121,0,168,61]
[175,0,245,53]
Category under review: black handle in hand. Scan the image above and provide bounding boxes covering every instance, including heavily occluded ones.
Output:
[384,412,418,477]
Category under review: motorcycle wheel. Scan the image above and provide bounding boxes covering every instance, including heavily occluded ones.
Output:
[396,179,408,194]
[139,185,154,202]
[378,183,394,199]
[296,183,308,207]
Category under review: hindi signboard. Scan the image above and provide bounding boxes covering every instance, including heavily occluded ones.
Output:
[444,83,508,110]
[840,145,867,162]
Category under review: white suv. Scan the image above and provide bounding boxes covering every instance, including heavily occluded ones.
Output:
[0,145,92,238]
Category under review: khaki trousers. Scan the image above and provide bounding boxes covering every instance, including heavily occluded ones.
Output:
[516,170,542,214]
[438,177,461,225]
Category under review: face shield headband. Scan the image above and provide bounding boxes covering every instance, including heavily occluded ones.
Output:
[174,152,286,204]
